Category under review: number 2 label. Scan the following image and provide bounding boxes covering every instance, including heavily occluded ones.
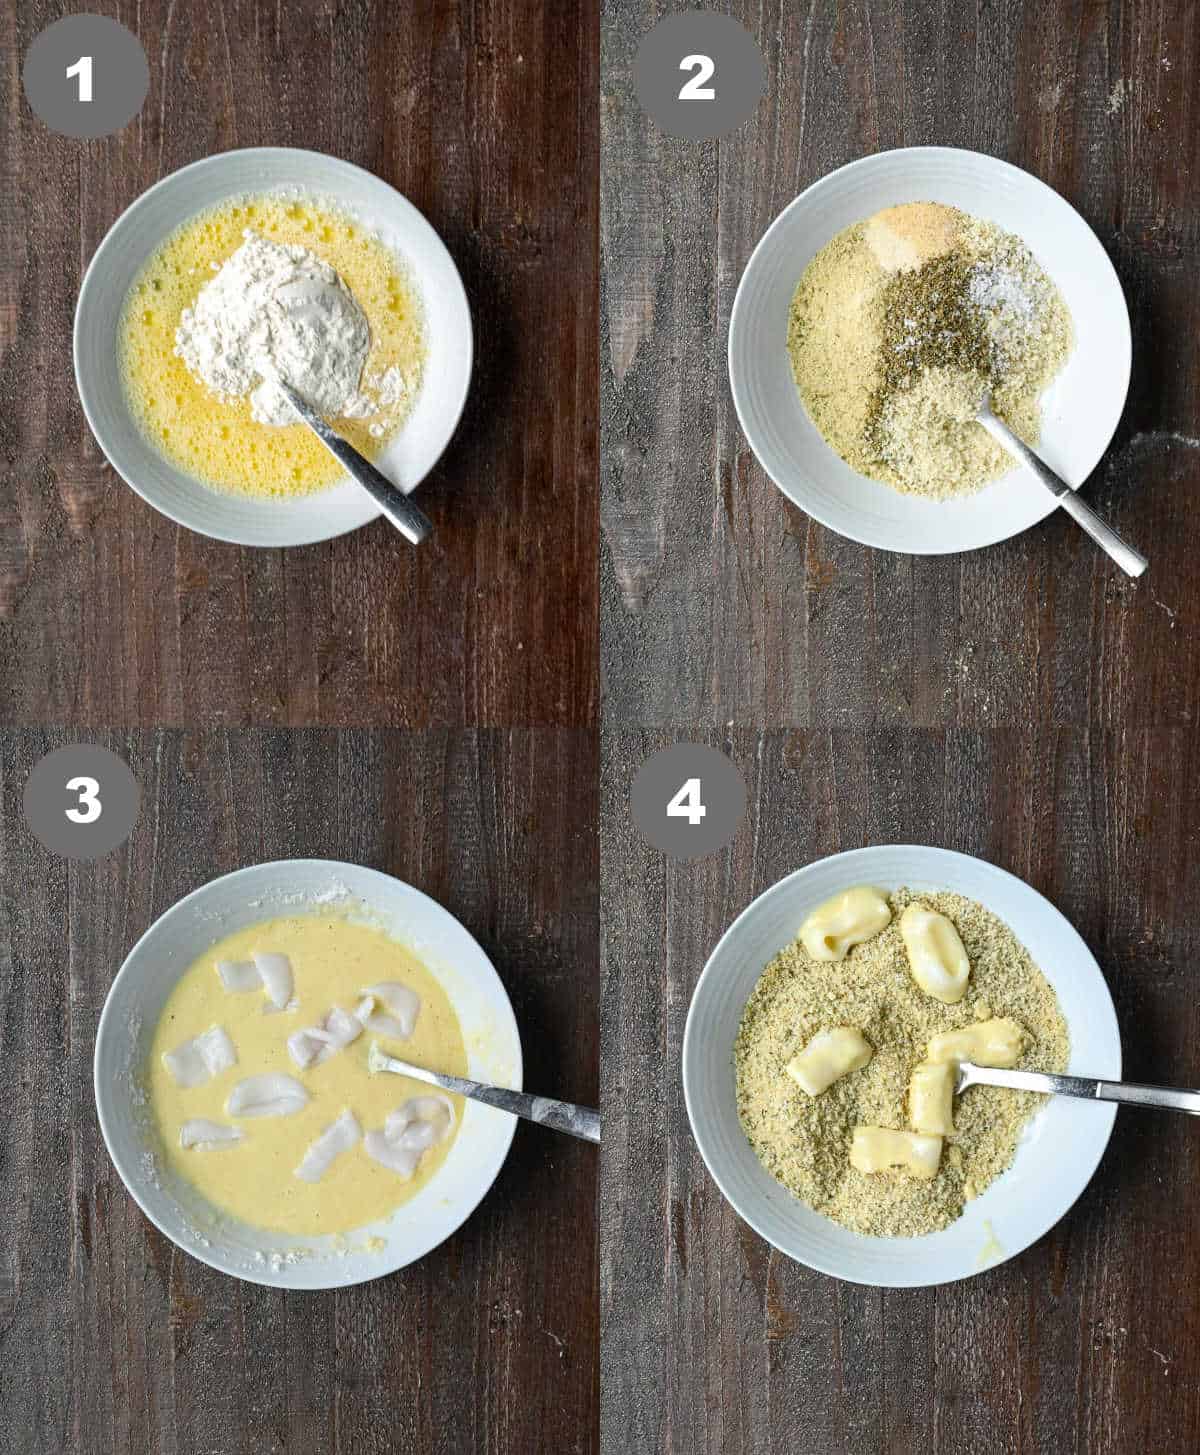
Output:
[66,54,93,102]
[678,54,715,101]
[667,778,707,826]
[65,775,102,824]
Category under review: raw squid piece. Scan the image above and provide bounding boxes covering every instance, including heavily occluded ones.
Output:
[294,1109,362,1183]
[180,1118,244,1150]
[364,1095,456,1179]
[216,959,261,993]
[385,1094,456,1145]
[356,982,421,1040]
[253,952,294,1012]
[363,1129,424,1178]
[162,1025,238,1088]
[287,1005,363,1070]
[226,1072,310,1118]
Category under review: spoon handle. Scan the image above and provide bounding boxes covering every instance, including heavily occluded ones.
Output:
[370,1045,601,1144]
[280,382,433,546]
[976,405,1147,578]
[958,1062,1200,1115]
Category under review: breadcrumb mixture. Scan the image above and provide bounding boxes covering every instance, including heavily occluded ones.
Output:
[786,203,1073,500]
[734,888,1069,1238]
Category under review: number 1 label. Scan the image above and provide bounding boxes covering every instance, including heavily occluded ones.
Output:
[66,54,93,102]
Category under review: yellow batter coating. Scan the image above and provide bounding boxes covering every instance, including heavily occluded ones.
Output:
[147,914,466,1237]
[118,194,426,498]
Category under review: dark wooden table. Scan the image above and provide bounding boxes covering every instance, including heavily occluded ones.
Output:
[1,2,600,1452]
[0,0,598,729]
[601,0,1198,730]
[600,3,1200,1453]
[1,726,598,1455]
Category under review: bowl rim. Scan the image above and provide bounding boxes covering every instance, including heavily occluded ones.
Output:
[727,144,1133,555]
[73,145,474,547]
[681,843,1122,1287]
[93,857,522,1289]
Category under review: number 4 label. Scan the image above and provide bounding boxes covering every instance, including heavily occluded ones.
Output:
[66,55,93,102]
[667,778,707,826]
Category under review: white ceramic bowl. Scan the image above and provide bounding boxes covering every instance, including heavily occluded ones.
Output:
[94,860,521,1289]
[728,147,1131,555]
[682,845,1121,1287]
[74,147,472,547]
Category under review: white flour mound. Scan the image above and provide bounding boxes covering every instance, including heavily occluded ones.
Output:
[175,231,376,426]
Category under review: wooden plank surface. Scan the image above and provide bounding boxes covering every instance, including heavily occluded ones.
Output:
[0,0,598,728]
[0,726,598,1455]
[600,0,1199,729]
[600,724,1200,1455]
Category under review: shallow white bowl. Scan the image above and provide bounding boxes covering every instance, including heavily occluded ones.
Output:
[682,845,1121,1287]
[75,147,472,547]
[94,860,521,1289]
[728,147,1131,555]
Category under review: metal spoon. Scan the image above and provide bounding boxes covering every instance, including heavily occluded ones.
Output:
[957,1061,1200,1115]
[279,380,433,547]
[368,1041,601,1144]
[975,401,1147,578]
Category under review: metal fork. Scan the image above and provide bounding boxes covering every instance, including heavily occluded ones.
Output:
[957,1061,1200,1115]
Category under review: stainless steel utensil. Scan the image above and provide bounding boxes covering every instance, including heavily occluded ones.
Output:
[368,1042,601,1144]
[976,401,1147,578]
[957,1060,1200,1115]
[279,381,433,546]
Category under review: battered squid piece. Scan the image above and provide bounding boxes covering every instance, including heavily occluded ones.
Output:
[357,982,421,1040]
[216,959,260,993]
[900,905,971,1004]
[162,1025,238,1088]
[927,1017,1025,1068]
[850,1126,943,1180]
[253,952,294,1012]
[294,1109,362,1183]
[799,887,892,963]
[286,1005,364,1070]
[364,1095,456,1178]
[225,1072,310,1118]
[180,1118,244,1149]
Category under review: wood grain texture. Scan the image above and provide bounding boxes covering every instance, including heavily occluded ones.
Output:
[0,0,598,728]
[0,726,598,1455]
[601,0,1200,728]
[600,725,1200,1455]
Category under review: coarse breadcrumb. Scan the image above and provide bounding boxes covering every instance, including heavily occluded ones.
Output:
[734,887,1070,1238]
[786,203,1073,500]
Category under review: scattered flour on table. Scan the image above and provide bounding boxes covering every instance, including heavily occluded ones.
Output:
[175,232,406,427]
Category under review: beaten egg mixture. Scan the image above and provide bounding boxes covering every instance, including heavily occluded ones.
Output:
[147,913,466,1237]
[118,194,425,499]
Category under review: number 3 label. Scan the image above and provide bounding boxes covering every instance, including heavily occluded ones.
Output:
[667,778,707,826]
[678,54,715,101]
[65,775,102,824]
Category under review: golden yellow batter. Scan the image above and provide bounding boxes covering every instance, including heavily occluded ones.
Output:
[118,194,426,498]
[147,914,466,1237]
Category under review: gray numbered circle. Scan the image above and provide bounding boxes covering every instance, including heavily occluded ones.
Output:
[633,11,766,141]
[23,15,149,140]
[24,745,141,861]
[631,743,747,861]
